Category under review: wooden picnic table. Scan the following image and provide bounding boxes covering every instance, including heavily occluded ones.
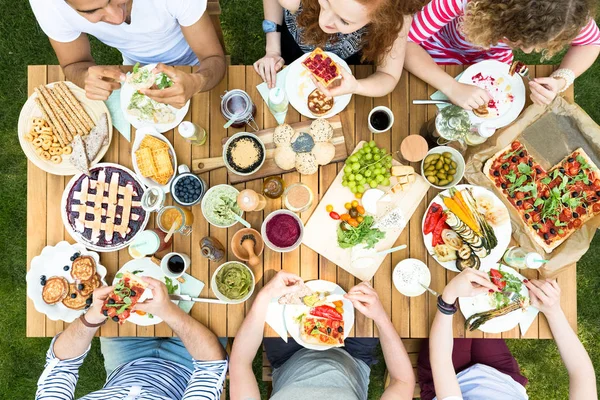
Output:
[26,64,577,340]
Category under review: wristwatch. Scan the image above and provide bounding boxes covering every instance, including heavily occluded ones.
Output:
[262,20,282,34]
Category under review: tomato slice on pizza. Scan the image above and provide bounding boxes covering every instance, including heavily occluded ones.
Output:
[301,47,341,87]
[301,315,344,347]
[102,272,148,324]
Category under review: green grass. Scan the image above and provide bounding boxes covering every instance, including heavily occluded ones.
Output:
[0,0,598,398]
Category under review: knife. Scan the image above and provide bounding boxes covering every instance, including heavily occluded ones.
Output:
[169,294,228,304]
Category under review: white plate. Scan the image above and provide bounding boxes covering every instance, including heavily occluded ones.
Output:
[459,264,528,333]
[61,163,149,252]
[285,52,352,119]
[283,280,355,351]
[422,184,511,272]
[26,241,108,322]
[131,126,177,193]
[18,81,113,176]
[392,258,431,297]
[458,60,525,129]
[120,63,190,133]
[113,258,180,326]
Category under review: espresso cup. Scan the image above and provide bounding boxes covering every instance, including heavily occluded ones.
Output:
[161,252,191,279]
[368,106,395,133]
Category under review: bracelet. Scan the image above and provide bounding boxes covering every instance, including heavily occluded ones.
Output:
[437,295,458,315]
[79,312,106,328]
[550,68,575,93]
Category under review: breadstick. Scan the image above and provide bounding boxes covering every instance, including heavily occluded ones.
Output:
[34,96,68,147]
[40,85,78,140]
[36,86,73,142]
[56,82,94,130]
[53,83,90,134]
[50,86,86,136]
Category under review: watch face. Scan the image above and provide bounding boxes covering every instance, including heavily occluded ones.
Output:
[262,20,276,33]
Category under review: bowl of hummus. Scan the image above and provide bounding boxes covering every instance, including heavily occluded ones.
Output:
[211,261,255,304]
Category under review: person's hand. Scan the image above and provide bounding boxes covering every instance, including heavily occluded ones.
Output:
[262,271,303,298]
[310,67,358,97]
[442,268,498,304]
[525,279,562,318]
[529,77,562,106]
[445,81,491,111]
[133,276,176,319]
[84,66,124,101]
[254,52,285,89]
[86,285,115,324]
[344,281,388,325]
[140,63,200,109]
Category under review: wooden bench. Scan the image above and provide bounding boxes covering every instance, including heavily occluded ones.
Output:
[207,0,225,49]
[261,339,424,399]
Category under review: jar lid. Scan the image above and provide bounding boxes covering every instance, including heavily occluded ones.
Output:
[221,89,253,121]
[268,87,286,104]
[525,252,544,269]
[141,187,166,212]
[178,121,195,138]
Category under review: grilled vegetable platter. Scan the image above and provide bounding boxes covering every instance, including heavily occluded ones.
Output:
[422,184,512,272]
[458,265,529,333]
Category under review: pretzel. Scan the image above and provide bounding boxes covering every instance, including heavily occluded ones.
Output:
[32,137,44,147]
[50,155,62,164]
[63,145,73,155]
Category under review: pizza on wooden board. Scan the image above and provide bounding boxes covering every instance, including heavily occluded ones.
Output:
[301,48,341,87]
[101,272,148,324]
[484,140,600,252]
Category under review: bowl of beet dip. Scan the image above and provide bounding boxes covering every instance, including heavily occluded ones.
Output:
[261,210,304,253]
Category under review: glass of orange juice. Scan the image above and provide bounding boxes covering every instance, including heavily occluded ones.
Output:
[157,206,194,236]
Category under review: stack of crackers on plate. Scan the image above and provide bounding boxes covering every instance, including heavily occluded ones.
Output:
[135,135,174,185]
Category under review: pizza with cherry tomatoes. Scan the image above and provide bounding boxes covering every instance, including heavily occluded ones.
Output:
[101,272,148,324]
[484,140,600,253]
[301,47,341,87]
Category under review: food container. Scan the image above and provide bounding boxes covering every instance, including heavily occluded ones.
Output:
[170,165,207,206]
[211,261,255,304]
[200,184,242,228]
[222,132,266,176]
[421,146,465,190]
[220,89,258,131]
[157,206,194,236]
[283,183,314,213]
[261,210,304,252]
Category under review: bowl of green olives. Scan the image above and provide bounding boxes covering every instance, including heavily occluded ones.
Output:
[420,146,464,189]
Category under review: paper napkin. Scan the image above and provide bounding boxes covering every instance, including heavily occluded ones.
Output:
[105,89,131,141]
[519,305,539,336]
[256,68,290,125]
[177,273,205,314]
[265,298,288,342]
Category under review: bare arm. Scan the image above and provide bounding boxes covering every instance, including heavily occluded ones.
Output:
[559,45,600,77]
[378,317,415,399]
[49,35,96,88]
[525,280,597,400]
[181,12,226,93]
[229,290,271,400]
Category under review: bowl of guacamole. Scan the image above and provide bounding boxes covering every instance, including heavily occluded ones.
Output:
[201,184,243,228]
[211,261,255,304]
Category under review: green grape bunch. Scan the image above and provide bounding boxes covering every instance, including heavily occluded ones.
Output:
[341,140,393,194]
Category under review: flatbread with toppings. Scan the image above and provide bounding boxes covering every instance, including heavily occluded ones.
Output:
[102,272,148,324]
[278,281,314,305]
[300,315,344,347]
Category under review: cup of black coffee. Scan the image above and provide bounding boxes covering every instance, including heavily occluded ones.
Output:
[368,106,394,133]
[161,252,191,279]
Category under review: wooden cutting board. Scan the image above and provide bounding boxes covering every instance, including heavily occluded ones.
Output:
[191,116,348,184]
[302,141,430,282]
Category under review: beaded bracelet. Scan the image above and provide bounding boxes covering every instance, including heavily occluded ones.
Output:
[550,68,575,93]
[437,295,458,315]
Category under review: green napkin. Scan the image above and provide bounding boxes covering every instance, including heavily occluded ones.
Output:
[104,89,131,142]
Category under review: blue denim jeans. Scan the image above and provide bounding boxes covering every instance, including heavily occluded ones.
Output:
[100,337,228,378]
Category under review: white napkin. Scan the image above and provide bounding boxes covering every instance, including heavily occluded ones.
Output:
[265,298,288,342]
[519,305,539,336]
[256,68,291,125]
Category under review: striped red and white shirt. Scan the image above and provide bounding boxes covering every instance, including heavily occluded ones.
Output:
[409,0,600,65]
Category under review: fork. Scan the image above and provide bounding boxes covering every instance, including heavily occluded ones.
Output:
[502,290,521,303]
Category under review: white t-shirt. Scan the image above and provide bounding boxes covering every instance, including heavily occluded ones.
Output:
[436,364,528,400]
[29,0,207,66]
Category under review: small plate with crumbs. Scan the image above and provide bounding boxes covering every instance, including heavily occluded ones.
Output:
[223,132,266,176]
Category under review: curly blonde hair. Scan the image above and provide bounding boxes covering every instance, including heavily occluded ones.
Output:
[296,0,425,64]
[461,0,595,58]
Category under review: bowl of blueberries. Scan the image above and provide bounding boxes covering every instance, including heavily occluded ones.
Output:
[170,165,207,206]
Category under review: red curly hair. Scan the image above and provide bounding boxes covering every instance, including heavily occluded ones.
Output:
[296,0,425,63]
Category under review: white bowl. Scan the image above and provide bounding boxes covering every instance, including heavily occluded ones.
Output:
[261,210,304,253]
[222,132,266,176]
[421,146,465,190]
[200,184,242,228]
[392,258,431,297]
[211,261,255,304]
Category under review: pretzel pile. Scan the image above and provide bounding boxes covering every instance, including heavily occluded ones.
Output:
[25,118,73,164]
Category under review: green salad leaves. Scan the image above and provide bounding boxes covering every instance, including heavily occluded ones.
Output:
[337,216,385,249]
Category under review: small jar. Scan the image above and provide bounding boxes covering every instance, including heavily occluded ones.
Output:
[141,187,166,213]
[200,236,226,262]
[128,229,171,259]
[157,206,194,236]
[220,89,258,131]
[263,176,285,199]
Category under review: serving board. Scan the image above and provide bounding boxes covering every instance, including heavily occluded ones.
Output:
[302,141,430,281]
[191,116,349,184]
